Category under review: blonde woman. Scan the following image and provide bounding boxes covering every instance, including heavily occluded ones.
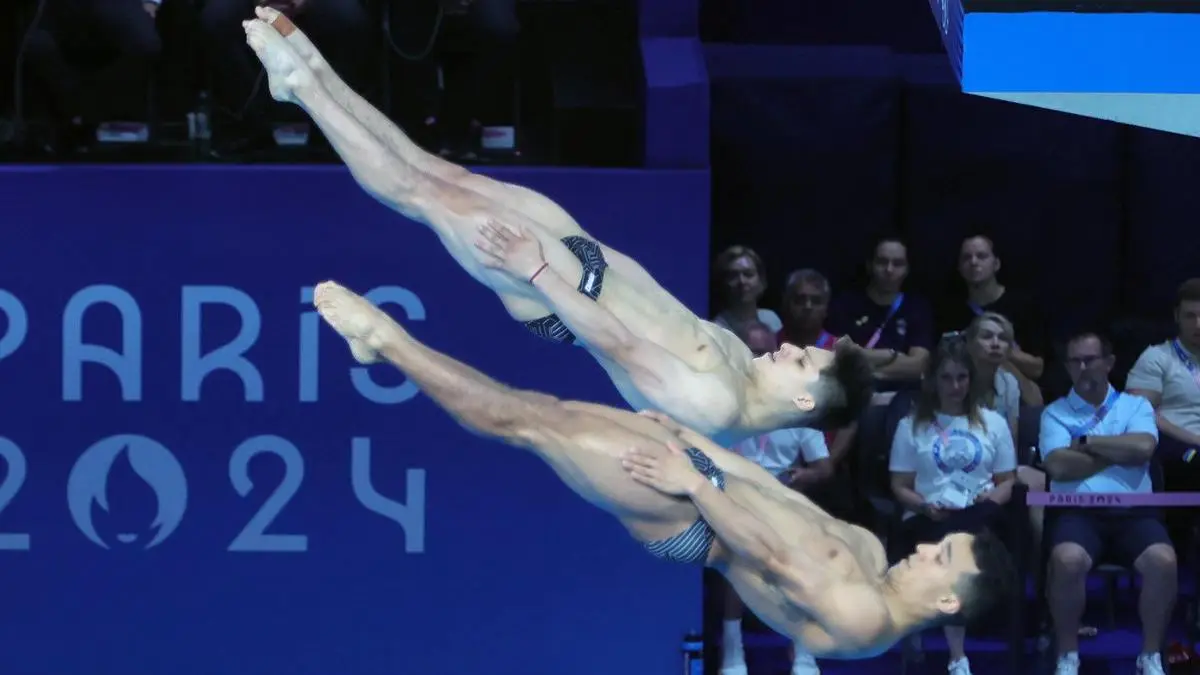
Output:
[962,312,1023,440]
[712,245,783,335]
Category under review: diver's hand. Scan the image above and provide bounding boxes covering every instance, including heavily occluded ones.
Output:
[623,442,706,497]
[474,218,547,281]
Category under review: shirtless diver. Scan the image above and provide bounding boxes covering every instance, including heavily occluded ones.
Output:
[241,11,872,444]
[312,280,1018,659]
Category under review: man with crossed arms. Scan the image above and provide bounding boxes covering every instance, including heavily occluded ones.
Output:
[1039,331,1174,675]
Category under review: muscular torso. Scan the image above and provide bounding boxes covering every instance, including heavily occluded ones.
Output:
[590,282,752,428]
[713,474,891,656]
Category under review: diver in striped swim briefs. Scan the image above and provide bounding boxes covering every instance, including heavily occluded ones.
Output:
[313,281,1018,662]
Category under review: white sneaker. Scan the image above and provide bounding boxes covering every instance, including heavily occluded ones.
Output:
[947,656,972,675]
[791,651,820,675]
[1136,652,1166,675]
[1054,652,1080,675]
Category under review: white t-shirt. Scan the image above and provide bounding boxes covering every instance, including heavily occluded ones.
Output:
[889,408,1016,512]
[733,428,829,477]
[1126,340,1200,436]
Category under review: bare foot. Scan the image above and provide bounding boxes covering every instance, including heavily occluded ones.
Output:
[255,6,328,71]
[313,281,400,364]
[242,18,311,102]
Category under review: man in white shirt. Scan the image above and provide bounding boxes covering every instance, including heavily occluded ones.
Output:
[1040,332,1174,675]
[1126,278,1200,471]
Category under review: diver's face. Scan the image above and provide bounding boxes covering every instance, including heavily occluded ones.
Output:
[753,343,835,412]
[886,532,979,617]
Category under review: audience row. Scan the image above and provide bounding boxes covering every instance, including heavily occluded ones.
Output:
[710,237,1200,675]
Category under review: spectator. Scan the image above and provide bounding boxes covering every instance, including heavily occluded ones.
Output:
[1040,331,1172,675]
[200,0,371,158]
[963,312,1054,588]
[777,268,860,521]
[712,246,782,335]
[24,0,164,153]
[1126,277,1200,579]
[778,268,837,349]
[938,235,1045,402]
[827,236,933,388]
[721,320,833,675]
[1127,277,1200,470]
[963,312,1026,439]
[888,337,1017,675]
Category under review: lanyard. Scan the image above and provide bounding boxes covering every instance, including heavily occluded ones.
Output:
[865,293,904,349]
[1172,339,1200,390]
[1068,389,1120,438]
[930,417,953,448]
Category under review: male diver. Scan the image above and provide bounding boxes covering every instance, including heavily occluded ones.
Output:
[311,280,1017,659]
[241,12,871,443]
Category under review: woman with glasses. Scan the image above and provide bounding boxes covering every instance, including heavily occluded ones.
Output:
[888,337,1018,675]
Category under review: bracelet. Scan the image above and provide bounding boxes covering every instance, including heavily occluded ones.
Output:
[529,262,549,284]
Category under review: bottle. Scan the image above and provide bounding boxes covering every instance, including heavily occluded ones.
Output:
[194,91,212,152]
[682,632,703,675]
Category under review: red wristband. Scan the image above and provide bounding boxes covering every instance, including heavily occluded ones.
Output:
[529,262,549,284]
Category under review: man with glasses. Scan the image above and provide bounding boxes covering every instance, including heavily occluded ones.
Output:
[1039,331,1174,675]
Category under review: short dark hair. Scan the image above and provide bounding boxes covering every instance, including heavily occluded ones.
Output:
[809,340,874,430]
[961,233,995,251]
[1064,330,1113,357]
[945,529,1018,627]
[870,235,907,259]
[1177,278,1200,308]
[784,268,831,298]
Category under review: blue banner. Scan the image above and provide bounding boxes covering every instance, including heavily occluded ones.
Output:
[0,165,709,675]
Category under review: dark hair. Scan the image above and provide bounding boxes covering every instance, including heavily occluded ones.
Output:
[784,268,831,299]
[807,339,874,430]
[944,529,1018,626]
[912,337,986,429]
[869,235,908,260]
[1063,330,1113,358]
[960,233,996,252]
[1177,278,1200,308]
